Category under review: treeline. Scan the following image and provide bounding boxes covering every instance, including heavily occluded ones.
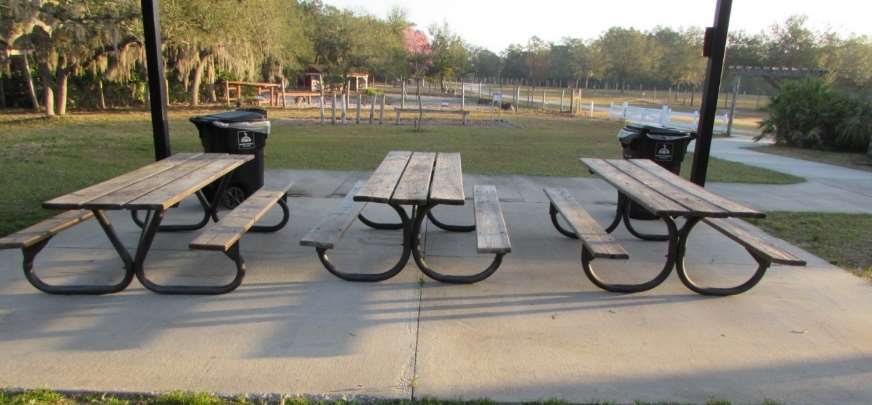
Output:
[1,1,869,117]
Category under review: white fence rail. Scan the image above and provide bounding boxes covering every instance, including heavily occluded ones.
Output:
[608,102,729,133]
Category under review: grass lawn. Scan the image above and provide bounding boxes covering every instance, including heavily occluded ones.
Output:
[748,144,872,172]
[0,110,800,237]
[747,212,872,279]
[0,389,783,405]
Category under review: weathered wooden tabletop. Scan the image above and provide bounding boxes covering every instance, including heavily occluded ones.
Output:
[43,153,253,211]
[580,158,765,219]
[355,151,465,206]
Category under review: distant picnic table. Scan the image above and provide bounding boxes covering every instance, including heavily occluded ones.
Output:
[545,158,806,296]
[301,151,511,284]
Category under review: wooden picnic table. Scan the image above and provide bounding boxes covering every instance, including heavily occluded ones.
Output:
[544,158,804,296]
[32,152,263,294]
[301,151,511,284]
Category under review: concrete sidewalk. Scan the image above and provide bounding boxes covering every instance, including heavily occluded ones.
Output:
[1,172,871,404]
[697,136,872,213]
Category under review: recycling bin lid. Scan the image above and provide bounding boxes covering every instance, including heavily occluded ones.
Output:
[190,108,267,124]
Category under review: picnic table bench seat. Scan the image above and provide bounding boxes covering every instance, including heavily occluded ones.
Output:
[544,187,628,260]
[0,210,95,250]
[185,181,293,294]
[0,210,110,295]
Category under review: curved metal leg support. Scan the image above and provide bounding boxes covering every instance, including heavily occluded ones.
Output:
[412,203,504,284]
[581,215,679,293]
[549,203,579,239]
[604,194,626,234]
[135,210,247,295]
[319,204,412,282]
[426,208,475,233]
[21,210,135,295]
[250,196,291,233]
[358,206,405,230]
[622,206,671,241]
[674,218,771,296]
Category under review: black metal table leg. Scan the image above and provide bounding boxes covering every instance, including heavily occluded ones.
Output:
[412,203,504,284]
[133,209,247,294]
[20,210,135,295]
[549,203,579,239]
[674,217,772,296]
[358,207,405,230]
[426,207,475,233]
[250,195,290,233]
[319,203,413,282]
[581,214,680,293]
[606,193,670,241]
[131,174,233,232]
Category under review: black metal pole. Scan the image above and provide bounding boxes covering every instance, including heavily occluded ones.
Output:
[141,0,171,161]
[690,0,732,186]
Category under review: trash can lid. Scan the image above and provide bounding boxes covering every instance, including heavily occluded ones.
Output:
[190,108,267,124]
[625,123,695,139]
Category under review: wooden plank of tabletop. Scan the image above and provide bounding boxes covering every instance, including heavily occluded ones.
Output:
[391,152,437,205]
[429,152,465,205]
[607,159,728,217]
[630,159,765,218]
[354,151,413,203]
[43,153,203,209]
[82,154,221,209]
[125,155,252,210]
[580,158,688,216]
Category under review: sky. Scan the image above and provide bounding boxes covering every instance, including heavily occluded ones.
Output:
[321,0,870,52]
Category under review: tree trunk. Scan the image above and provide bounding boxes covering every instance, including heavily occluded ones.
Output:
[38,65,55,117]
[97,78,107,109]
[190,60,207,106]
[43,84,55,117]
[56,69,69,116]
[0,68,6,108]
[18,54,40,111]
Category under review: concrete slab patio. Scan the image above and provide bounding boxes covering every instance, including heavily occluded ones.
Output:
[1,171,870,404]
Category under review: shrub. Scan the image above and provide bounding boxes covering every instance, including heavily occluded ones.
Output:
[758,78,872,152]
[364,87,384,96]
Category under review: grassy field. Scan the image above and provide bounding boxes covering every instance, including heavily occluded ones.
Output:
[0,109,800,236]
[748,212,872,279]
[0,389,784,405]
[749,144,872,172]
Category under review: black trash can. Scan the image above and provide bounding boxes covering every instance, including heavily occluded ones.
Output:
[618,123,695,219]
[190,108,270,208]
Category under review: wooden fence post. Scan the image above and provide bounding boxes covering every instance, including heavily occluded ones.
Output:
[356,93,362,124]
[461,78,465,110]
[319,85,325,124]
[542,88,546,111]
[331,92,337,125]
[340,92,347,124]
[401,79,406,109]
[590,101,594,118]
[369,95,375,124]
[560,89,565,112]
[379,94,385,125]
